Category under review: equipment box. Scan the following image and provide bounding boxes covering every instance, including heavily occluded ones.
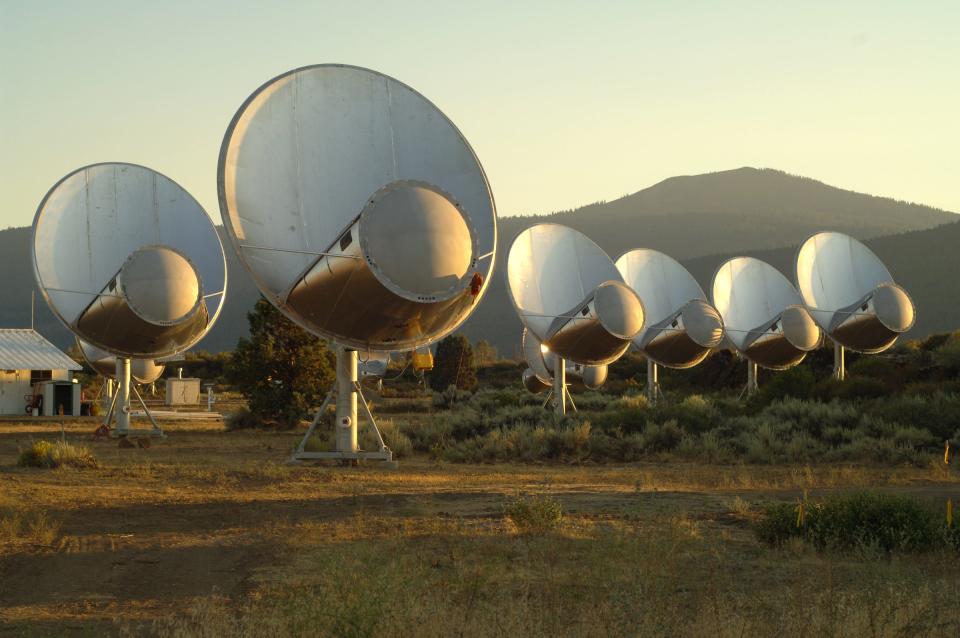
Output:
[165,378,201,405]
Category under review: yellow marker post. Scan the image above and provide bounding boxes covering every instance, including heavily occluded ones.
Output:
[945,440,951,465]
[948,499,953,528]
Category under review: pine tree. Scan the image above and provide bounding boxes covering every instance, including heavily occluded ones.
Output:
[429,335,478,392]
[229,298,335,427]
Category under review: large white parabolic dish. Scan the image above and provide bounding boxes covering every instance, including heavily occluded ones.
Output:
[33,163,227,358]
[616,249,724,369]
[218,64,497,351]
[507,224,644,366]
[796,231,915,353]
[712,257,820,370]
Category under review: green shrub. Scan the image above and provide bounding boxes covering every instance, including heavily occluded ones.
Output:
[571,392,613,412]
[18,440,99,469]
[229,298,335,428]
[611,393,649,411]
[661,394,721,434]
[431,385,473,409]
[429,335,478,392]
[638,419,684,453]
[440,420,593,464]
[831,376,889,400]
[504,493,564,534]
[869,393,960,440]
[363,419,412,459]
[225,407,263,431]
[756,492,955,554]
[755,365,817,404]
[373,399,431,414]
[933,333,960,374]
[762,398,859,438]
[753,501,798,547]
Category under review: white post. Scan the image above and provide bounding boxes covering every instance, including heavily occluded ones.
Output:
[207,386,214,412]
[553,356,566,417]
[336,348,359,453]
[747,361,759,396]
[115,358,131,435]
[647,359,659,405]
[834,343,845,381]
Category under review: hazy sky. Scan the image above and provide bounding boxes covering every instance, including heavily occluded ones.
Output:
[2,1,958,228]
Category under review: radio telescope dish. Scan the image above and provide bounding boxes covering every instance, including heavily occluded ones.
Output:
[220,65,496,464]
[521,327,607,395]
[616,249,724,403]
[34,163,226,358]
[219,64,496,353]
[796,232,915,366]
[507,224,643,366]
[712,257,821,393]
[77,338,165,385]
[33,163,226,437]
[507,224,642,414]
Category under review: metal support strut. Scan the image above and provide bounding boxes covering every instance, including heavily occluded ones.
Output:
[746,361,759,397]
[545,357,577,417]
[290,347,394,463]
[553,356,566,416]
[108,358,165,439]
[646,359,665,405]
[834,343,846,381]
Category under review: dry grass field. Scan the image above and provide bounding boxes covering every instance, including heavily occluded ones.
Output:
[1,413,959,637]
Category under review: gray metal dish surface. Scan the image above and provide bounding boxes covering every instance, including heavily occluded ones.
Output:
[33,163,226,358]
[218,64,496,351]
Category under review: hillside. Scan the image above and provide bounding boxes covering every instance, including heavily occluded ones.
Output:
[2,167,956,355]
[680,219,960,341]
[498,167,955,261]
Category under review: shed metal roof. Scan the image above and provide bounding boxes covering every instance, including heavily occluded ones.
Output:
[0,329,82,371]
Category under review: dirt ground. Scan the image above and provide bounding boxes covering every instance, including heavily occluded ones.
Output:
[1,416,958,636]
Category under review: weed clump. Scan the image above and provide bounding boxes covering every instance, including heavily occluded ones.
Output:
[17,440,99,469]
[755,492,957,554]
[0,501,61,546]
[504,493,564,534]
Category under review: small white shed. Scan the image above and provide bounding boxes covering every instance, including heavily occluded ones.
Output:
[0,329,82,416]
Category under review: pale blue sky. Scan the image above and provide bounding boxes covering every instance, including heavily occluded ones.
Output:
[2,1,958,228]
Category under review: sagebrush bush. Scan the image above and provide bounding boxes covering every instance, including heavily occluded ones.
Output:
[18,440,99,469]
[868,393,960,440]
[756,492,956,554]
[360,419,412,459]
[440,422,594,464]
[431,385,473,409]
[504,493,564,534]
[393,379,958,465]
[373,399,431,414]
[612,393,649,411]
[933,334,960,374]
[572,392,613,412]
